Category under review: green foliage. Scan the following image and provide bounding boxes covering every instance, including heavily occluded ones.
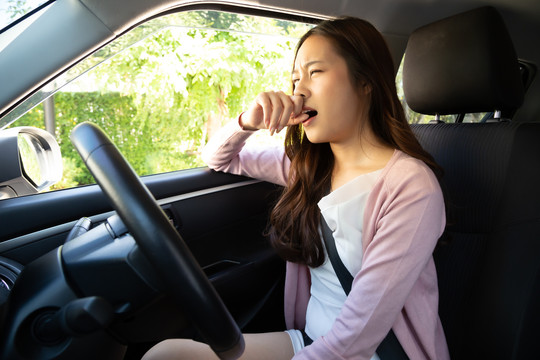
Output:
[6,0,30,19]
[11,11,311,190]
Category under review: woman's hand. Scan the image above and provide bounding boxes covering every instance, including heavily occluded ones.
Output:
[240,91,309,135]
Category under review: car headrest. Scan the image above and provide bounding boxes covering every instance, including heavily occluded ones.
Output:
[403,6,524,115]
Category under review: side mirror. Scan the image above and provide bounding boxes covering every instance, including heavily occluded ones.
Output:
[0,127,63,199]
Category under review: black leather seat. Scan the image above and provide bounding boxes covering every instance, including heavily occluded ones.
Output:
[403,7,540,359]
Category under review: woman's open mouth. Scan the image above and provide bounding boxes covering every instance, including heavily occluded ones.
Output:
[302,109,318,122]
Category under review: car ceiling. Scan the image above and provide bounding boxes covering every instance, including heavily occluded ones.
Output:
[1,0,539,122]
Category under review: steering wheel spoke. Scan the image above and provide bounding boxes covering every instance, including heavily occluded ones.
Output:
[71,122,244,360]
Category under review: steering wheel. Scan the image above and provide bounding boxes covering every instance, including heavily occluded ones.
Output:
[70,122,244,360]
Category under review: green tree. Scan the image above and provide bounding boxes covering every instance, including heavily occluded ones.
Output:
[12,11,311,189]
[6,0,30,19]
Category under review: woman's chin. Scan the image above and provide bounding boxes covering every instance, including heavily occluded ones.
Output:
[302,129,325,144]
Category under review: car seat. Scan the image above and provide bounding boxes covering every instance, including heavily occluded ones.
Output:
[403,6,540,359]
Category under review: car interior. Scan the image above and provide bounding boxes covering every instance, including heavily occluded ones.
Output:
[406,7,539,359]
[0,0,539,359]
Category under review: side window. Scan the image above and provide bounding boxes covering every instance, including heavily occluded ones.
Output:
[395,57,487,123]
[2,11,312,191]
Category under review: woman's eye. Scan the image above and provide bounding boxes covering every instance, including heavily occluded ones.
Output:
[292,70,321,84]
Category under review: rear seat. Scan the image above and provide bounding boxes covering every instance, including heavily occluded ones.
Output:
[403,7,540,359]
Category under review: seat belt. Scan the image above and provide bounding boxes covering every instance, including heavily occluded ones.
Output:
[320,216,409,360]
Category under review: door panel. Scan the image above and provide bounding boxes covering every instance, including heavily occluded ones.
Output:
[0,168,286,342]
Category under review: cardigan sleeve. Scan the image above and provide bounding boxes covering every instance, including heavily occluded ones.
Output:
[201,120,290,186]
[293,155,446,360]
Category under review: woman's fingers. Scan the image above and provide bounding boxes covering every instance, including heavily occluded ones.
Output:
[245,91,309,135]
[285,95,309,129]
[254,92,273,129]
[267,92,308,135]
[266,91,286,135]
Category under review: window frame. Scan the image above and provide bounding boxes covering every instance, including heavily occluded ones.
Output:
[0,6,321,197]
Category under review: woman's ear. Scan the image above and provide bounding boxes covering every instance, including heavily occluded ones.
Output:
[362,82,372,94]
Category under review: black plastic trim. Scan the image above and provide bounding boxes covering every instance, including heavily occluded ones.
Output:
[0,168,248,242]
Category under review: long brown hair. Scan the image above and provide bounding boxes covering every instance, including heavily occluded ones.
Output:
[268,17,442,267]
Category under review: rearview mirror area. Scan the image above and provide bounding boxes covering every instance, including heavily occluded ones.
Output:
[0,127,62,199]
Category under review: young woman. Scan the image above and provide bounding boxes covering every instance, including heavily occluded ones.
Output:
[143,17,449,360]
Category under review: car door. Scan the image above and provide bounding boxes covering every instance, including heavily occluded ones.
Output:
[0,6,312,356]
[0,162,287,339]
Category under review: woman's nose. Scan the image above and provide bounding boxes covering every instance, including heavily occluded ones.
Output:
[293,80,310,98]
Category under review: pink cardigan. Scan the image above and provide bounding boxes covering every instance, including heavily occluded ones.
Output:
[202,121,450,360]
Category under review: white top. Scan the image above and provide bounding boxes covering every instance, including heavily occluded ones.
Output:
[305,170,382,359]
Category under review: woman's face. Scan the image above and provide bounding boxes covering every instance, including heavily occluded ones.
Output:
[292,35,371,145]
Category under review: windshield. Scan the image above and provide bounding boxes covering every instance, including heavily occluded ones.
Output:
[0,0,52,33]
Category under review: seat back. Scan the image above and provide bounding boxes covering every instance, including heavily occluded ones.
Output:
[412,122,540,359]
[404,7,540,359]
